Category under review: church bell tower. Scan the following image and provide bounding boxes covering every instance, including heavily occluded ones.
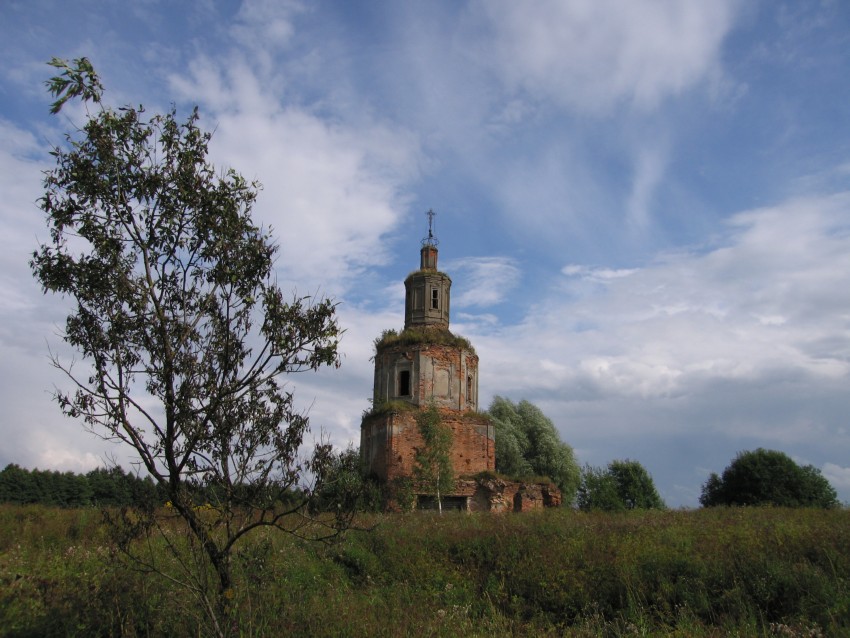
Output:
[360,211,495,507]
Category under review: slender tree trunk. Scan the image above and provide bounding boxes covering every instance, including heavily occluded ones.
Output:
[175,498,233,637]
[214,562,233,638]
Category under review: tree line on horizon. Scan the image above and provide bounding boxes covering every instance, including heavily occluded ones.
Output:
[4,411,838,512]
[0,463,160,508]
[0,463,317,510]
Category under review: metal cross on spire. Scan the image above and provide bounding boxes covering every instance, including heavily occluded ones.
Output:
[422,208,439,247]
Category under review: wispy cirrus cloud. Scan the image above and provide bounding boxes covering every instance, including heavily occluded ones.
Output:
[562,264,639,282]
[447,256,522,308]
[169,54,422,296]
[474,0,741,113]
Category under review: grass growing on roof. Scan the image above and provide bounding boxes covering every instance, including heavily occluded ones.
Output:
[374,328,475,353]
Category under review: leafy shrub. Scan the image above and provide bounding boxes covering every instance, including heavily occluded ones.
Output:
[578,460,665,511]
[701,448,838,508]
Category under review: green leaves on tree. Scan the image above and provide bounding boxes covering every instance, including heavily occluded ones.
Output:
[31,57,347,637]
[700,448,838,508]
[45,56,104,114]
[413,404,454,513]
[488,396,580,503]
[577,459,665,512]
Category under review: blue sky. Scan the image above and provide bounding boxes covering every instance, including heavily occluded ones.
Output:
[1,1,849,507]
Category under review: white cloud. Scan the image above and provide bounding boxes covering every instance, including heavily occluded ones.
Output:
[38,445,104,474]
[227,0,306,79]
[822,463,850,492]
[0,120,60,346]
[446,256,521,307]
[475,0,740,112]
[562,264,639,282]
[627,143,669,231]
[473,193,850,453]
[169,58,421,295]
[0,120,44,256]
[231,0,302,50]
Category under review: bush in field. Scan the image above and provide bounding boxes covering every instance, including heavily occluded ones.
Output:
[700,448,838,508]
[487,397,580,502]
[577,459,665,511]
[311,447,382,513]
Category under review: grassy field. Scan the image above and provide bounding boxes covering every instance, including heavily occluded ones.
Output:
[1,505,848,636]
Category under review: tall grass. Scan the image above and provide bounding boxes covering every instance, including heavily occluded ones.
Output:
[1,504,848,636]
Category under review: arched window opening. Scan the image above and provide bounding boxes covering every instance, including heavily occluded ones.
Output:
[399,370,411,396]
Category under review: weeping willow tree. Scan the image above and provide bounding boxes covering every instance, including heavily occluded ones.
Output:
[488,396,580,503]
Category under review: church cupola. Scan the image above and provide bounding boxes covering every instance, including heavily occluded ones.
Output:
[404,209,452,330]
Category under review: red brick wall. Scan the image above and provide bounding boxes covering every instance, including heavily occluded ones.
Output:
[361,409,494,487]
[412,344,479,410]
[372,341,479,411]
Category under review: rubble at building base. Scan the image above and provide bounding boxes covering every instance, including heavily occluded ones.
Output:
[406,474,562,513]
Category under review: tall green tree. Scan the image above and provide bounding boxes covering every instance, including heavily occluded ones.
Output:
[576,464,622,512]
[488,397,580,503]
[31,57,348,636]
[608,459,665,510]
[0,464,37,504]
[700,448,838,508]
[577,460,665,512]
[413,404,454,513]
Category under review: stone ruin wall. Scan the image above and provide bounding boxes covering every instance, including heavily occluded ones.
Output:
[361,408,494,485]
[360,406,562,513]
[461,477,563,513]
[372,342,479,412]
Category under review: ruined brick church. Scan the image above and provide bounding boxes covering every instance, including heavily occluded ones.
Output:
[359,212,561,511]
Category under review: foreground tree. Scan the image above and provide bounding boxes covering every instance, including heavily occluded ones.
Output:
[488,397,580,503]
[577,460,665,512]
[413,404,454,513]
[700,448,838,508]
[32,58,347,636]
